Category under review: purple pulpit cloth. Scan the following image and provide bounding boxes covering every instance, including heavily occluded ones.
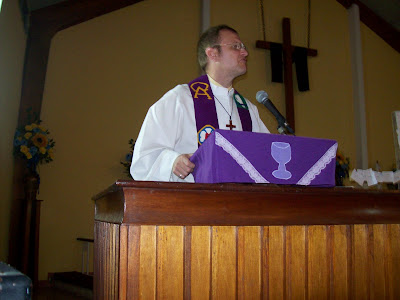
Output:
[190,129,338,187]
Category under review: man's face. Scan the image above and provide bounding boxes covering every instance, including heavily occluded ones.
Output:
[215,29,249,79]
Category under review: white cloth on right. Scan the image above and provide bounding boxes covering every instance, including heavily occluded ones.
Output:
[131,79,270,182]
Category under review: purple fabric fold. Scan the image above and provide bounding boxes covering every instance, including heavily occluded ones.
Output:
[190,129,337,187]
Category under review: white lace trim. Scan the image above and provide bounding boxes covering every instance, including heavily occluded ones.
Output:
[214,132,269,183]
[297,142,338,185]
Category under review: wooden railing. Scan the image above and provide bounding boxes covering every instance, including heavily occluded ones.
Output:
[77,237,94,275]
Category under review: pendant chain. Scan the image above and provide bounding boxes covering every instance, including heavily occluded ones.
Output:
[214,94,234,120]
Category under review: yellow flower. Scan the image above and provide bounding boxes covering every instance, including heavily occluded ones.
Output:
[25,152,32,159]
[24,132,32,139]
[39,147,47,154]
[38,125,46,131]
[32,133,48,148]
[31,123,38,129]
[25,125,33,131]
[20,145,29,154]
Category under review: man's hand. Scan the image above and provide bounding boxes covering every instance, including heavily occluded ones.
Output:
[173,154,195,179]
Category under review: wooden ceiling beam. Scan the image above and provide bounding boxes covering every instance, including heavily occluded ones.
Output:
[337,0,400,53]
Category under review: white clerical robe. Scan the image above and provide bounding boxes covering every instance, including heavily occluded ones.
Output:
[131,78,270,182]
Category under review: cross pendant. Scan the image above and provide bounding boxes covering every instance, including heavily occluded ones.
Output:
[226,119,236,130]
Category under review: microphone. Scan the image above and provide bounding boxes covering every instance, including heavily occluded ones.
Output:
[256,90,295,135]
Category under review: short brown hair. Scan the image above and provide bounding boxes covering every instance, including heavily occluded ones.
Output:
[197,25,238,72]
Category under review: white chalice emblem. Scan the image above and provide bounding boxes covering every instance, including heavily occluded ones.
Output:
[271,142,292,180]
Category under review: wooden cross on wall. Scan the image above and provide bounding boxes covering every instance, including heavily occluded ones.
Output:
[256,17,318,132]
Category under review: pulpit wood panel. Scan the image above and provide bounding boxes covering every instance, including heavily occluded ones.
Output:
[332,225,349,300]
[93,181,400,299]
[237,226,261,299]
[308,226,330,300]
[389,225,400,299]
[211,226,236,299]
[372,224,386,300]
[157,226,184,299]
[353,225,369,299]
[267,226,285,300]
[94,222,400,299]
[190,227,210,300]
[139,226,156,299]
[286,226,306,300]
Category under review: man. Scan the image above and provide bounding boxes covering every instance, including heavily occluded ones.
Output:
[131,25,270,182]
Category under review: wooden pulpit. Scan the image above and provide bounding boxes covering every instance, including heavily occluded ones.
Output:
[93,180,400,299]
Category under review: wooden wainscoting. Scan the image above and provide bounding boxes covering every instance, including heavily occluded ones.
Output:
[94,222,400,299]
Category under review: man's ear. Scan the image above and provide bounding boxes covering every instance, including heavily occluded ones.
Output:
[206,47,219,62]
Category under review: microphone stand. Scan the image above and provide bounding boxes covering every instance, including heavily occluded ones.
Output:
[277,120,295,136]
[277,125,287,135]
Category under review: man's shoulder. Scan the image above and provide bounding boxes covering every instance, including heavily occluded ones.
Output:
[150,84,192,110]
[158,84,191,101]
[168,84,190,94]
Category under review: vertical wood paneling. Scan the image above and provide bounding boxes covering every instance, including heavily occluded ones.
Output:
[237,226,261,300]
[96,223,120,300]
[95,222,400,300]
[139,226,156,299]
[127,225,140,299]
[113,224,118,299]
[191,226,211,300]
[261,227,268,300]
[331,225,349,300]
[286,226,306,300]
[388,224,400,299]
[347,225,354,300]
[118,225,128,300]
[308,226,329,300]
[268,226,285,300]
[104,223,109,299]
[184,226,192,300]
[353,225,369,300]
[372,224,386,300]
[211,226,237,299]
[157,226,184,299]
[94,222,100,300]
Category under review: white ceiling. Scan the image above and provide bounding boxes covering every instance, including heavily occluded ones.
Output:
[25,0,400,31]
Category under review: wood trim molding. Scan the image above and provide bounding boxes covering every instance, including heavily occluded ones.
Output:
[337,0,400,53]
[93,180,400,226]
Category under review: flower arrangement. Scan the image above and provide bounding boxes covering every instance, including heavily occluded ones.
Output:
[120,139,135,178]
[13,116,55,175]
[335,151,350,186]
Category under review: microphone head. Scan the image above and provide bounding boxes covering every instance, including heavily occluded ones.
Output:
[256,90,268,104]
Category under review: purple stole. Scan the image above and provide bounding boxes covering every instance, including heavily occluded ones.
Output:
[188,75,252,146]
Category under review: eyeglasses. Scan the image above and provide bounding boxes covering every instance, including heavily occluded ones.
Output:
[216,42,247,51]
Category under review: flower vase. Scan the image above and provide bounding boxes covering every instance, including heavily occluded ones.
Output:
[21,166,40,282]
[335,175,344,186]
[24,166,40,199]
